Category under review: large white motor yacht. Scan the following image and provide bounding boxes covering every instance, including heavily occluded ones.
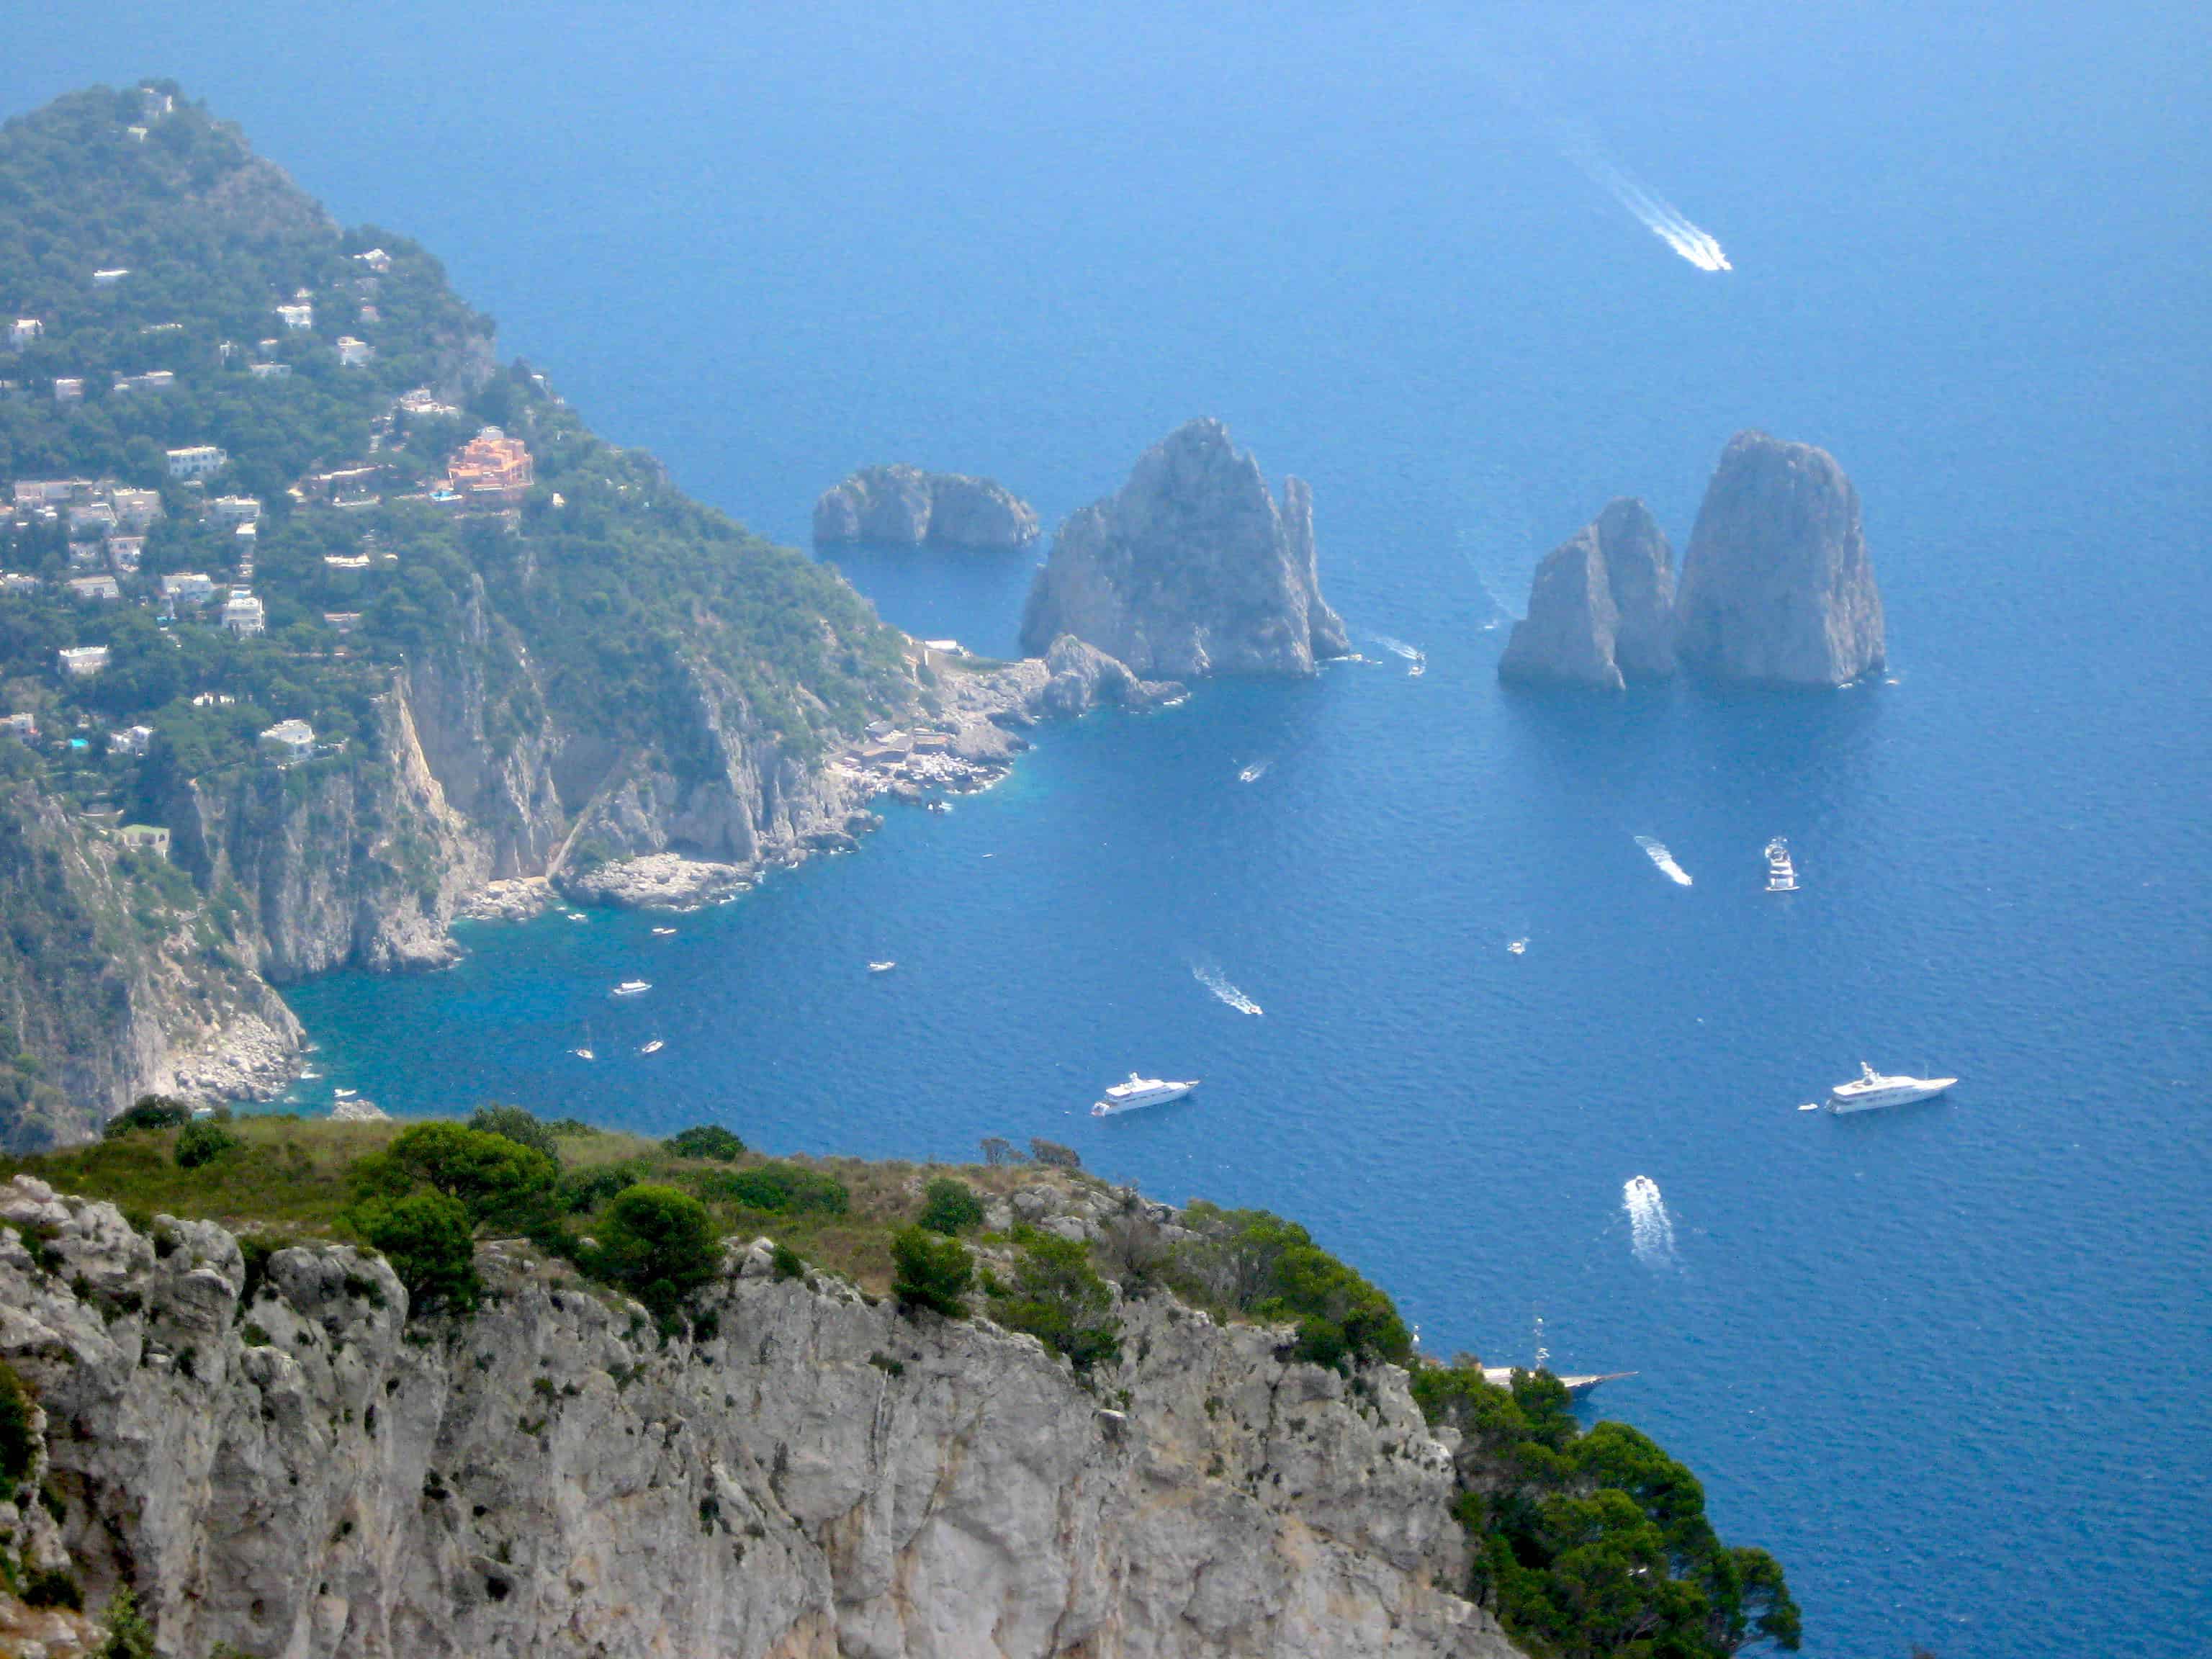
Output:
[1091,1074,1198,1117]
[1827,1062,1956,1113]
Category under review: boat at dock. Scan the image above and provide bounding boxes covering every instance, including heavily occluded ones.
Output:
[1765,838,1799,892]
[1826,1062,1956,1112]
[1091,1074,1198,1116]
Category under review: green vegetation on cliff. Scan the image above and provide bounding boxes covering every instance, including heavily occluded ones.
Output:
[0,83,924,1145]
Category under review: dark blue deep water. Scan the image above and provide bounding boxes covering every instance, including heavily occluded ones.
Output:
[12,6,2208,1653]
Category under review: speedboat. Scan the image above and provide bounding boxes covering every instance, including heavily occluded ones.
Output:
[1507,938,1529,956]
[1827,1062,1956,1113]
[610,979,651,997]
[868,960,897,974]
[571,1046,595,1061]
[1765,838,1799,893]
[639,1039,664,1056]
[651,926,677,937]
[1091,1074,1198,1117]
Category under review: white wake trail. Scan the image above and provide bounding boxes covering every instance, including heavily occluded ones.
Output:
[1622,1176,1678,1268]
[1238,758,1272,784]
[1566,144,1730,272]
[1372,634,1428,677]
[1634,835,1694,886]
[1192,962,1264,1017]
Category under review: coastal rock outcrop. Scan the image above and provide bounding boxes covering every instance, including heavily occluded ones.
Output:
[0,1177,1521,1659]
[1498,499,1676,688]
[1018,419,1349,678]
[814,464,1040,549]
[1036,635,1186,718]
[1674,431,1886,686]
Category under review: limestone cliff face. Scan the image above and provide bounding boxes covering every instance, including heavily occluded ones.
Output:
[1674,432,1886,687]
[0,1177,1519,1659]
[1498,500,1676,688]
[814,465,1040,549]
[1019,421,1349,678]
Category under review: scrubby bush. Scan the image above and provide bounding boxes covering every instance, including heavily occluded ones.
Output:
[890,1226,972,1318]
[593,1185,719,1318]
[22,1567,80,1609]
[1410,1365,1800,1658]
[352,1123,558,1229]
[0,1361,37,1501]
[704,1161,848,1215]
[1027,1138,1082,1170]
[665,1124,745,1161]
[917,1177,984,1236]
[174,1119,241,1169]
[467,1104,560,1161]
[94,1585,156,1659]
[102,1095,192,1137]
[356,1192,478,1314]
[771,1241,806,1282]
[989,1231,1120,1372]
[555,1163,642,1214]
[1169,1203,1410,1370]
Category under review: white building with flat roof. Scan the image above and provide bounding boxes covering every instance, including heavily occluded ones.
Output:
[276,303,313,331]
[258,719,314,763]
[58,645,109,677]
[335,336,372,367]
[161,571,216,607]
[220,591,266,636]
[8,318,40,349]
[167,445,227,479]
[66,575,121,602]
[207,494,261,526]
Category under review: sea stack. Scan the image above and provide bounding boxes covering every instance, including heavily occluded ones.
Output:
[1498,498,1676,688]
[1674,431,1886,686]
[812,465,1039,549]
[1017,418,1349,677]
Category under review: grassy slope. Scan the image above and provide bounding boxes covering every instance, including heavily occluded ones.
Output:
[0,1116,1087,1295]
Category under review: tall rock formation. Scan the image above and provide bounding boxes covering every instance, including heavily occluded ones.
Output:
[0,1176,1522,1659]
[814,465,1040,549]
[1498,499,1676,688]
[1018,419,1349,677]
[1674,432,1886,686]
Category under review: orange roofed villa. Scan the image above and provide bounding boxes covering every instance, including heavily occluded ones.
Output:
[442,426,534,508]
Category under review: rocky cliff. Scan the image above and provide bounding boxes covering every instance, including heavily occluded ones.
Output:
[0,1174,1519,1659]
[1018,421,1349,678]
[1674,432,1886,686]
[814,466,1040,549]
[1497,500,1676,688]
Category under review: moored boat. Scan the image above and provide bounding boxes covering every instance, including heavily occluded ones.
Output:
[1827,1062,1956,1113]
[1091,1073,1198,1116]
[1765,838,1799,892]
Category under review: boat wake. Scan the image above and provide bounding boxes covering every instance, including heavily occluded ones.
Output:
[1633,835,1694,886]
[1192,962,1264,1017]
[1564,141,1730,272]
[1622,1175,1678,1268]
[1237,758,1272,784]
[1372,634,1427,677]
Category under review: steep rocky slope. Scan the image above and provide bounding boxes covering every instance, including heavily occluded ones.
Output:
[0,1174,1517,1659]
[1019,420,1349,678]
[1674,432,1886,686]
[1498,500,1676,688]
[814,465,1040,549]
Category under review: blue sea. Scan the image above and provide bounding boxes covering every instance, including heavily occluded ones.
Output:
[12,5,2209,1654]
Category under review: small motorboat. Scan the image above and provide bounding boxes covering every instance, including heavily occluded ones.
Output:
[610,979,652,998]
[868,960,897,974]
[1765,838,1799,893]
[1507,938,1529,956]
[639,1039,665,1056]
[565,911,589,922]
[652,926,677,937]
[333,1087,357,1100]
[571,1047,595,1061]
[925,800,952,814]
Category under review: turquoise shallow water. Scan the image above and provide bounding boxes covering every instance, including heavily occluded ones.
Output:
[14,4,2211,1652]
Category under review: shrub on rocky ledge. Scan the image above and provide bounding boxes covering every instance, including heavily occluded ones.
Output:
[356,1192,478,1314]
[917,1177,984,1235]
[592,1184,719,1319]
[891,1226,971,1318]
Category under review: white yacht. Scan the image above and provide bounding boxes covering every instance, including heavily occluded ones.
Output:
[1827,1062,1956,1113]
[868,960,897,974]
[1091,1074,1199,1117]
[610,979,651,997]
[1764,838,1799,892]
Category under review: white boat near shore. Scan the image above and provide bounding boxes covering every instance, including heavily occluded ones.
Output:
[1091,1074,1198,1117]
